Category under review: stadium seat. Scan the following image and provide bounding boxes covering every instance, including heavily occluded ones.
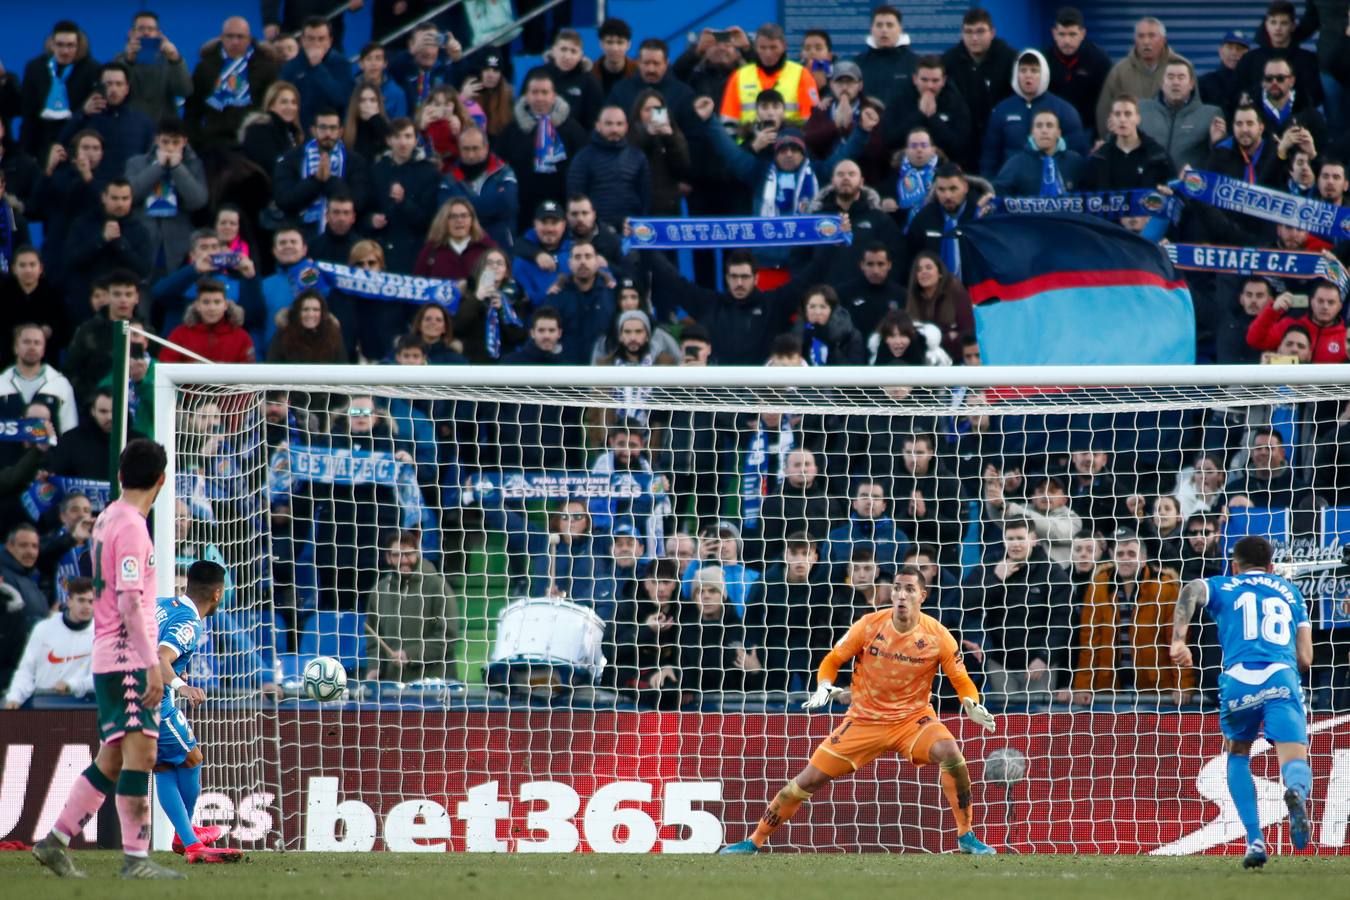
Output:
[297,610,366,673]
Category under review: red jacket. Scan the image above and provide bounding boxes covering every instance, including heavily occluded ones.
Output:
[413,236,496,281]
[1245,303,1348,363]
[161,303,256,364]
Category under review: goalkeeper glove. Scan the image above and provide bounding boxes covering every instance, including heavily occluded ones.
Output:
[962,697,997,733]
[802,680,844,710]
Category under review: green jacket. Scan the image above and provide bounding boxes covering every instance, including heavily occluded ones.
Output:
[365,563,458,682]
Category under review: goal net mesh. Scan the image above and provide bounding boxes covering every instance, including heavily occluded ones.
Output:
[164,373,1350,854]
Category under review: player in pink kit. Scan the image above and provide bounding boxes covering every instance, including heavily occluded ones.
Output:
[33,439,184,880]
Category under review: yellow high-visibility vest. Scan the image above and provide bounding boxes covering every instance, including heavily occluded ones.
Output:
[730,61,808,123]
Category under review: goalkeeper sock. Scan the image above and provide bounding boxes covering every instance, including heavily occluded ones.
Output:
[1280,758,1312,801]
[750,780,813,847]
[52,764,115,843]
[155,768,201,850]
[1226,753,1263,846]
[940,756,974,837]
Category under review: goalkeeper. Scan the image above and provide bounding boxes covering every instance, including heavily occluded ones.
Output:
[721,567,997,855]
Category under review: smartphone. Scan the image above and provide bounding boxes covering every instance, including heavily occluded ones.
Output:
[710,29,734,42]
[1288,293,1310,309]
[136,36,162,65]
[210,252,241,270]
[649,107,668,126]
[433,31,449,46]
[1263,354,1302,365]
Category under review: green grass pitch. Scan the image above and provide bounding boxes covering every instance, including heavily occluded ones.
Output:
[3,851,1348,899]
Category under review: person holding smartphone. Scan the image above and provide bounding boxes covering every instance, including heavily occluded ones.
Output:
[115,11,190,122]
[1246,278,1348,363]
[629,89,691,216]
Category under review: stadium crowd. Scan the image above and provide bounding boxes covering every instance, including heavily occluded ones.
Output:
[2,3,1350,713]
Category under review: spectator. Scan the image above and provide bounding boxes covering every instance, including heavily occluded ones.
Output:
[824,479,909,570]
[357,42,407,120]
[829,548,887,642]
[388,22,463,118]
[3,576,94,708]
[676,563,764,697]
[595,309,675,368]
[239,81,303,176]
[904,250,975,361]
[150,228,261,337]
[511,201,569,303]
[588,276,678,363]
[64,178,153,321]
[833,242,904,337]
[681,521,762,621]
[0,325,78,434]
[529,499,612,619]
[263,0,359,50]
[439,126,518,250]
[544,29,604,131]
[629,90,692,217]
[1254,57,1327,152]
[982,49,1088,175]
[1141,494,1185,570]
[1139,60,1224,170]
[58,62,155,179]
[855,5,919,99]
[476,54,515,137]
[1096,17,1190,136]
[502,306,564,364]
[961,518,1072,707]
[366,117,440,275]
[415,85,476,175]
[126,118,210,275]
[791,285,865,366]
[756,449,841,564]
[214,205,250,260]
[870,310,937,366]
[1045,7,1112,140]
[747,531,830,691]
[0,251,70,364]
[593,19,638,98]
[98,325,155,439]
[1179,514,1224,581]
[494,71,588,231]
[343,81,391,161]
[1235,2,1323,113]
[720,23,818,126]
[566,106,651,229]
[942,8,1018,169]
[999,475,1084,566]
[1246,281,1347,363]
[799,29,835,95]
[993,109,1086,196]
[880,55,972,166]
[278,17,354,128]
[1067,530,1106,607]
[1080,95,1174,190]
[20,21,101,160]
[905,164,990,276]
[0,121,39,217]
[1175,451,1228,519]
[414,198,496,280]
[113,11,191,122]
[453,248,527,362]
[407,303,467,365]
[160,279,256,364]
[603,522,645,609]
[1065,533,1195,704]
[551,242,616,365]
[607,557,682,709]
[1198,31,1250,111]
[1225,426,1311,508]
[363,530,456,682]
[274,107,372,239]
[890,433,964,554]
[186,17,282,152]
[28,130,103,289]
[905,544,963,634]
[267,290,346,363]
[64,272,140,407]
[0,523,48,623]
[0,171,32,270]
[308,194,362,265]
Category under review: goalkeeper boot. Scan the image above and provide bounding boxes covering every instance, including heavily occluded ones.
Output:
[119,856,186,879]
[1242,839,1268,869]
[185,845,244,864]
[32,835,86,878]
[173,825,225,855]
[957,832,996,855]
[718,840,761,854]
[1285,788,1311,850]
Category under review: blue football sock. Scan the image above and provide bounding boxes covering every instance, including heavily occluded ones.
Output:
[1281,758,1312,801]
[155,768,199,847]
[1226,753,1263,846]
[176,764,201,821]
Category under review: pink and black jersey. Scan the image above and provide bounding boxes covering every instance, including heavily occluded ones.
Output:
[90,499,157,674]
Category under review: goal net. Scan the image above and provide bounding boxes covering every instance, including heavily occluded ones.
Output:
[152,364,1350,855]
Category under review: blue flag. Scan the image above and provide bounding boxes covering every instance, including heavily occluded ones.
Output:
[960,214,1195,365]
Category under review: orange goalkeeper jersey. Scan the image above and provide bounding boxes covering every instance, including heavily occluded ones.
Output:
[821,610,978,722]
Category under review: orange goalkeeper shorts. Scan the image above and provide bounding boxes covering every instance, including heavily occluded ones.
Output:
[808,706,954,777]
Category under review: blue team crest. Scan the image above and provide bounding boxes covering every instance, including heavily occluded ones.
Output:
[296,265,321,289]
[1139,192,1166,214]
[631,222,657,244]
[432,281,459,305]
[1182,171,1207,195]
[814,218,840,239]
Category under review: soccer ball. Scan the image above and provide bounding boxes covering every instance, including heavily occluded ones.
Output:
[303,656,347,702]
[983,748,1028,786]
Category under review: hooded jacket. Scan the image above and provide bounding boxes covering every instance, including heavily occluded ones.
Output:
[1139,87,1223,172]
[853,35,918,101]
[1246,303,1348,363]
[981,49,1088,175]
[992,138,1085,196]
[440,154,519,249]
[162,300,255,363]
[1072,564,1196,694]
[494,95,588,231]
[366,564,457,681]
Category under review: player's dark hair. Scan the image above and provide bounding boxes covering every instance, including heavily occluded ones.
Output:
[896,565,928,591]
[770,334,803,358]
[66,576,94,596]
[1232,535,1275,570]
[638,37,669,57]
[187,560,227,590]
[723,249,758,273]
[119,438,167,489]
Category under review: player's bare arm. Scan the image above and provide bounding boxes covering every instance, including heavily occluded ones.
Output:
[1169,579,1206,668]
[157,645,206,706]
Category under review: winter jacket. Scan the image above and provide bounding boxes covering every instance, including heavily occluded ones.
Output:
[113,47,193,122]
[366,564,457,681]
[1001,500,1084,566]
[239,110,302,176]
[27,163,100,285]
[126,145,211,269]
[1139,89,1224,172]
[854,39,919,102]
[273,143,372,223]
[528,533,612,619]
[832,274,903,337]
[0,276,70,366]
[756,482,844,565]
[747,564,833,690]
[881,80,973,165]
[19,52,102,159]
[824,516,910,570]
[791,306,866,366]
[981,50,1088,175]
[962,547,1072,671]
[905,178,993,262]
[1079,132,1174,191]
[992,142,1085,196]
[452,281,529,363]
[64,212,153,322]
[387,50,461,119]
[58,103,156,182]
[565,131,651,227]
[279,50,354,128]
[186,40,283,150]
[439,155,519,250]
[890,461,966,551]
[492,95,588,232]
[631,126,692,216]
[502,339,565,364]
[545,61,604,130]
[1072,564,1196,694]
[942,37,1018,167]
[368,151,441,273]
[1046,41,1112,139]
[413,235,496,281]
[0,546,48,625]
[162,301,256,364]
[1246,303,1349,363]
[1096,46,1191,136]
[551,281,617,365]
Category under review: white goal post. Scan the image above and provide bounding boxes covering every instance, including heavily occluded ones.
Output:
[148,363,1350,855]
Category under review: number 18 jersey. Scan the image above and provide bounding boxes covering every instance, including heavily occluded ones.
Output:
[1203,572,1311,670]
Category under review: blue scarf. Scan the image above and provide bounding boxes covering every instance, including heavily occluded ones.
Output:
[207,46,253,111]
[146,169,178,218]
[1263,91,1295,129]
[484,286,524,359]
[1165,242,1349,292]
[284,259,329,297]
[623,215,851,252]
[802,323,828,365]
[300,140,345,231]
[534,114,566,173]
[759,160,818,217]
[42,56,73,120]
[897,157,937,212]
[740,419,794,529]
[941,204,964,278]
[1037,137,1068,197]
[1172,169,1350,240]
[316,261,456,305]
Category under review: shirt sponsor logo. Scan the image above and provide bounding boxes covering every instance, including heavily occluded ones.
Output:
[120,556,140,583]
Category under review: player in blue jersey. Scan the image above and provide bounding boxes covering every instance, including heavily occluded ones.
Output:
[154,560,243,864]
[1170,535,1314,869]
